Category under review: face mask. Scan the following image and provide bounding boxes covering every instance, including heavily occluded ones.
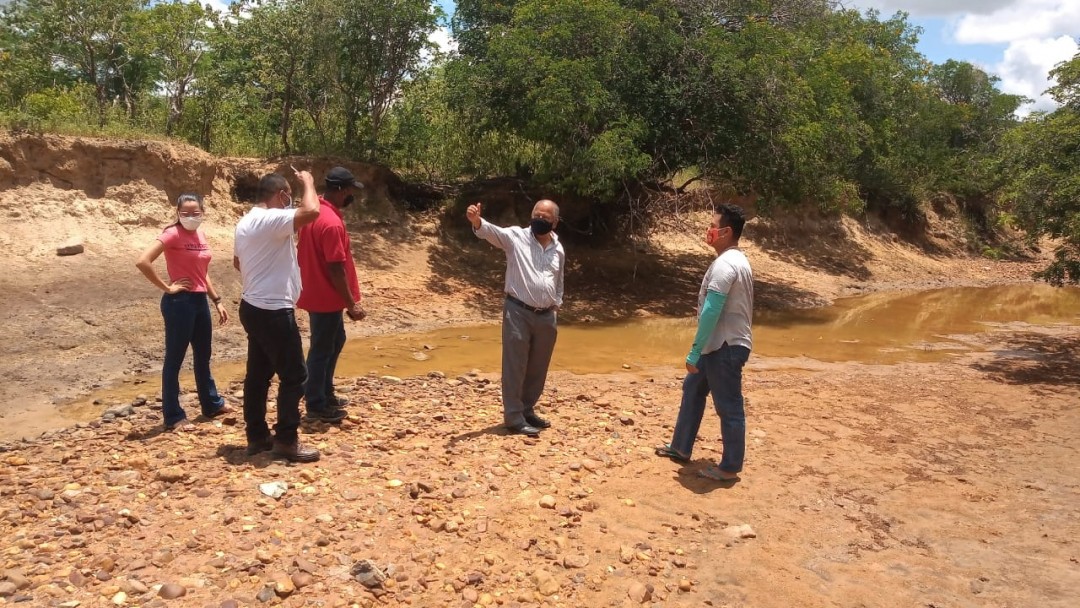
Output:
[179,216,204,231]
[530,218,554,236]
[706,227,721,245]
[341,194,355,208]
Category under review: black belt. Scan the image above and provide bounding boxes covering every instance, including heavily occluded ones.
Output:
[506,294,554,314]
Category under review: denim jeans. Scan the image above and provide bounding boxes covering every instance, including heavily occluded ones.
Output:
[305,311,347,413]
[160,291,225,426]
[670,344,751,473]
[238,300,306,444]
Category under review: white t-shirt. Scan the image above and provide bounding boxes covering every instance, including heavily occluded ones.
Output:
[234,207,301,310]
[698,247,754,353]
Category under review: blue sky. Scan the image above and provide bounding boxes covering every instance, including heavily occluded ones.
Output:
[851,1,1079,113]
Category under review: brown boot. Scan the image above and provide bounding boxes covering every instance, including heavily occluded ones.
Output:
[272,440,320,463]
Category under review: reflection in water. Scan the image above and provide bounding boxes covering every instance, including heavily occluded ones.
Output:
[64,284,1080,416]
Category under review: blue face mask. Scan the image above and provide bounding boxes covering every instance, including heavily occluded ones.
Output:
[530,218,554,236]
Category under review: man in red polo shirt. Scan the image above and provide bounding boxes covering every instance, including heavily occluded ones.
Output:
[297,166,366,422]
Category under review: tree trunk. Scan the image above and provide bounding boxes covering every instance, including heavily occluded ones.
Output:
[281,64,295,155]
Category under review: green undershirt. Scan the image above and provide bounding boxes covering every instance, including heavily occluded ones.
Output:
[686,290,727,367]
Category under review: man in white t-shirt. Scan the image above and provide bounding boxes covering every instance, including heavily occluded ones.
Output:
[656,203,753,482]
[233,170,321,462]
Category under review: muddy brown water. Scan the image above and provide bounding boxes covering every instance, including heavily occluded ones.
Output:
[12,284,1080,441]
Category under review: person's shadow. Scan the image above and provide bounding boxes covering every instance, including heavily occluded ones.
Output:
[215,444,275,469]
[674,459,741,494]
[445,424,525,448]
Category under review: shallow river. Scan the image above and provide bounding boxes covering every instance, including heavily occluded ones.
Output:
[22,283,1080,439]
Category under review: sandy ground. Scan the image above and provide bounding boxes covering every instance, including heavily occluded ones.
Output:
[1,133,1077,607]
[1,326,1077,607]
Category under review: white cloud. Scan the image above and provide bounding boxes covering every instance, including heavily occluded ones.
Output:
[953,1,1080,44]
[419,26,458,65]
[428,27,458,55]
[851,0,1015,17]
[855,2,1080,114]
[994,35,1079,113]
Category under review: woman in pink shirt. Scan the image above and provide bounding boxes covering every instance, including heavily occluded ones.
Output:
[136,193,232,430]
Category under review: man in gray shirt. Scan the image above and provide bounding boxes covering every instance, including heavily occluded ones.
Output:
[467,200,566,436]
[656,203,753,481]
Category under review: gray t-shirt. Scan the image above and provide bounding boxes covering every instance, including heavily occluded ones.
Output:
[697,247,753,353]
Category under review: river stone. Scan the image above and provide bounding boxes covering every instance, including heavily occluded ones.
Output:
[255,586,275,603]
[156,468,186,483]
[563,555,590,569]
[290,572,313,589]
[531,569,559,596]
[539,495,556,509]
[57,242,85,256]
[272,572,294,597]
[351,560,386,588]
[628,581,653,603]
[158,583,186,599]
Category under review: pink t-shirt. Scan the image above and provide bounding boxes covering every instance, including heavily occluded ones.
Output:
[157,225,212,293]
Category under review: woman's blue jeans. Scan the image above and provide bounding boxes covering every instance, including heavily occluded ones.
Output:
[670,344,751,473]
[160,291,225,426]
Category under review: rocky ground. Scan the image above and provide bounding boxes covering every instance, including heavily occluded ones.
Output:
[2,321,1078,607]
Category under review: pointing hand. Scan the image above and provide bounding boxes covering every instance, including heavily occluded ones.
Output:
[466,203,482,230]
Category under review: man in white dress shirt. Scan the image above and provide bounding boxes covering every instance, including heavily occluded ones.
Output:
[467,199,566,436]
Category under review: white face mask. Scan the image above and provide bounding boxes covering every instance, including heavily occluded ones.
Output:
[179,216,204,231]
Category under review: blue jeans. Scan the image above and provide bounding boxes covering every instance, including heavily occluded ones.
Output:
[670,344,751,473]
[304,311,347,413]
[160,292,225,426]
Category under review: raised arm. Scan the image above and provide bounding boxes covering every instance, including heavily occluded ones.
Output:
[292,169,321,230]
[466,202,514,250]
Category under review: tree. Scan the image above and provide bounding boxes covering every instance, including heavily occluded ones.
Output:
[137,0,216,136]
[5,0,148,125]
[330,0,442,157]
[998,52,1080,285]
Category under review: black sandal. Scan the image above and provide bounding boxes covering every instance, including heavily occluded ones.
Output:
[654,444,689,463]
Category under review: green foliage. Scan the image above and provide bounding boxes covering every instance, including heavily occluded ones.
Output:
[3,0,1074,277]
[0,0,442,159]
[998,52,1080,285]
[445,1,1023,215]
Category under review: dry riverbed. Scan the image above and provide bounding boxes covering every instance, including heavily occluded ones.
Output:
[2,321,1078,607]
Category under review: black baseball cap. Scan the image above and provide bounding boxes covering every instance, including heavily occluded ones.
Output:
[325,166,364,189]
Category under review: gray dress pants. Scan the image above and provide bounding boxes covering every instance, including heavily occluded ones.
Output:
[501,300,558,427]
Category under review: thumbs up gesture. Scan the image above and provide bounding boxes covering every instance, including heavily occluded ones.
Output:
[466,202,483,230]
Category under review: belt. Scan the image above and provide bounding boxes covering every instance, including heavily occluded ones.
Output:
[506,294,554,314]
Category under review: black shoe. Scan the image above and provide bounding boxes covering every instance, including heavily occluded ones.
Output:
[524,413,551,429]
[506,423,541,437]
[245,436,273,456]
[305,407,347,423]
[272,440,321,463]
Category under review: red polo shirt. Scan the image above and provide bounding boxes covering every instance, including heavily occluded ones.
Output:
[297,198,361,313]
